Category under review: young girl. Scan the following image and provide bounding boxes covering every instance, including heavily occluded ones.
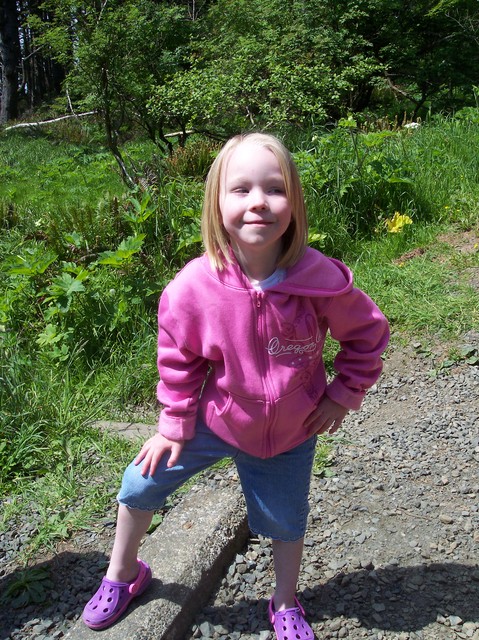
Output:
[82,133,389,639]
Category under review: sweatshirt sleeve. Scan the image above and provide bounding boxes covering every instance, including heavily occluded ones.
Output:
[324,287,389,410]
[156,288,209,441]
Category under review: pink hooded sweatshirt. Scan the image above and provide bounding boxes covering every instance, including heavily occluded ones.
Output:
[157,247,389,459]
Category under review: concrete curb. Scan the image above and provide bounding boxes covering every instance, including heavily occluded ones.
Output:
[65,422,249,640]
[95,420,157,442]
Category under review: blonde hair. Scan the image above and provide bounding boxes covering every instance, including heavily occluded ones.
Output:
[201,132,308,270]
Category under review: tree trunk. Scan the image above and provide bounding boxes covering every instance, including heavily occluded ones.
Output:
[0,0,21,123]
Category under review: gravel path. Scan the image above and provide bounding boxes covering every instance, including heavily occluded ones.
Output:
[1,336,478,640]
[185,338,479,640]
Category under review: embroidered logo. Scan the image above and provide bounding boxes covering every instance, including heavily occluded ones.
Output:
[266,312,323,369]
[265,311,324,399]
[266,334,320,360]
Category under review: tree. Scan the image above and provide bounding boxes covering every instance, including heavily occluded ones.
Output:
[0,0,21,123]
[20,0,66,108]
[5,0,477,155]
[349,0,479,116]
[1,0,67,123]
[148,0,385,137]
[33,0,194,181]
[149,0,479,139]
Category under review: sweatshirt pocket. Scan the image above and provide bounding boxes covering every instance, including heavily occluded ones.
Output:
[206,392,266,446]
[268,384,319,454]
[204,384,320,458]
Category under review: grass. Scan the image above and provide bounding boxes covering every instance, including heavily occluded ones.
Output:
[350,225,479,345]
[1,429,137,559]
[0,129,123,210]
[0,111,478,576]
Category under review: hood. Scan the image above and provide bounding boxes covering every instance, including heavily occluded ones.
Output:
[274,247,353,297]
[201,247,353,298]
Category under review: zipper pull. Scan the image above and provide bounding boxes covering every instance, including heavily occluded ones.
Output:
[256,292,262,308]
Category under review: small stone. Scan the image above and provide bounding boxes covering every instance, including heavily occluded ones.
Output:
[199,621,215,637]
[439,514,454,524]
[386,558,400,566]
[329,619,342,631]
[463,622,477,636]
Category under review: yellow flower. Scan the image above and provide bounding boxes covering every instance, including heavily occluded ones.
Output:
[385,212,413,233]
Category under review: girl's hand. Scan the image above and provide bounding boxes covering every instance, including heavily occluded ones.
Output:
[134,433,184,477]
[304,396,349,436]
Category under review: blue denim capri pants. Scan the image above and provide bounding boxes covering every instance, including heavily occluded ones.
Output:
[118,418,317,542]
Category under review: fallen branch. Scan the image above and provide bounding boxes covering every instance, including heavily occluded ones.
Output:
[164,129,194,138]
[5,117,192,140]
[4,111,97,131]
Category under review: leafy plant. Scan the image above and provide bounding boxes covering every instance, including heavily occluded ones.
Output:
[2,246,58,277]
[460,345,479,366]
[313,436,336,477]
[122,193,155,229]
[147,512,164,534]
[44,270,88,313]
[2,567,53,608]
[97,234,146,267]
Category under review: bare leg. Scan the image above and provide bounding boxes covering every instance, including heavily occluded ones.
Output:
[105,505,153,582]
[272,538,304,610]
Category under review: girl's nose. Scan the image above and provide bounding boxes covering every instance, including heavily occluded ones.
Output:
[249,188,268,209]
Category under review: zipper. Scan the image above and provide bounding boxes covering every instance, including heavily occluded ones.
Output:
[254,291,276,457]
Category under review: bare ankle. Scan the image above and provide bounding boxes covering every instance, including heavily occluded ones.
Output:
[106,560,139,583]
[273,594,296,611]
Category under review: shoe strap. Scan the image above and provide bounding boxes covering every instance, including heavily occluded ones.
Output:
[129,559,147,595]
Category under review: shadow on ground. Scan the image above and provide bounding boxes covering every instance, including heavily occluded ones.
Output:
[309,562,479,631]
[189,562,479,636]
[0,549,202,640]
[2,557,478,639]
[0,550,109,639]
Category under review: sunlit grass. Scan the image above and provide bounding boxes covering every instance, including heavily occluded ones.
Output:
[350,223,479,342]
[0,131,125,209]
[0,430,137,563]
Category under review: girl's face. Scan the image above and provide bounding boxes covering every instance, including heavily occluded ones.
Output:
[219,142,292,271]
